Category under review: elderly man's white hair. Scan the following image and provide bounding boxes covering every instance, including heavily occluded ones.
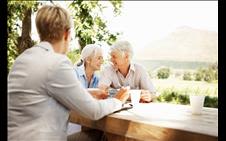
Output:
[110,40,134,60]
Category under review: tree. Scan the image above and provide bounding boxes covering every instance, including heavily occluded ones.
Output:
[68,1,122,51]
[7,1,122,72]
[67,49,81,65]
[7,1,39,72]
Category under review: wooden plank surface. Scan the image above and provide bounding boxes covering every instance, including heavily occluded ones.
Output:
[69,103,218,141]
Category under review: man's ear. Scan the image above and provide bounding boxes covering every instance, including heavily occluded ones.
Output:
[64,30,70,41]
[125,52,129,60]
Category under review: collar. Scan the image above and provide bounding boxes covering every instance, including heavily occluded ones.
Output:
[36,41,54,52]
[113,63,136,73]
[76,64,98,79]
[130,63,136,72]
[76,64,86,77]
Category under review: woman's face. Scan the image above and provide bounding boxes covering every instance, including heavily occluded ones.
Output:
[89,51,104,71]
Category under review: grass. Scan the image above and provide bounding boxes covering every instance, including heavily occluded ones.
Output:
[152,78,218,97]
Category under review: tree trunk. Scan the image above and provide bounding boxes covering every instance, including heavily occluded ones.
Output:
[78,37,85,52]
[17,8,33,54]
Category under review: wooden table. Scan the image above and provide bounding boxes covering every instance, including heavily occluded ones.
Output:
[69,102,218,141]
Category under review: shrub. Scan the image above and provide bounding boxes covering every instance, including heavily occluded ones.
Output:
[204,96,218,108]
[183,72,192,81]
[203,69,215,82]
[194,68,204,81]
[157,67,170,79]
[156,89,218,108]
[194,68,216,82]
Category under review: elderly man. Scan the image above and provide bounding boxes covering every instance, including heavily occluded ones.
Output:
[98,40,158,103]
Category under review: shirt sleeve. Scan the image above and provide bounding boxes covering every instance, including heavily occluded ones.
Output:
[139,65,156,93]
[47,57,122,120]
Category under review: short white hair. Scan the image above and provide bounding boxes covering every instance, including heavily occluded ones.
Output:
[110,40,134,60]
[80,44,102,61]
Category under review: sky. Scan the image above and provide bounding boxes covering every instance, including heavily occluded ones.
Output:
[31,1,218,57]
[101,1,218,52]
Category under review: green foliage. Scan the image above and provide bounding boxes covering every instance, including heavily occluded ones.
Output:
[69,1,122,50]
[7,1,122,73]
[67,49,81,65]
[194,69,203,81]
[7,1,39,73]
[204,96,218,108]
[194,64,218,83]
[183,71,192,81]
[209,62,218,80]
[203,68,215,82]
[156,88,189,105]
[156,88,218,108]
[157,67,170,79]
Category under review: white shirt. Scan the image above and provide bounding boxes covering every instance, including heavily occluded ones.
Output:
[98,63,156,93]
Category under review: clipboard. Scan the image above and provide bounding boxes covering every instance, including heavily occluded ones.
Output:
[113,103,133,113]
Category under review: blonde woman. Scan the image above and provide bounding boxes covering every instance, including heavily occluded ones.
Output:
[8,5,129,141]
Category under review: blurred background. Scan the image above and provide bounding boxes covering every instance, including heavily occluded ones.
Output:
[8,1,218,108]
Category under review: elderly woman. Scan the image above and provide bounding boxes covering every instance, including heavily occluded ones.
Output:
[74,44,107,99]
[67,44,107,138]
[8,5,129,141]
[99,40,158,103]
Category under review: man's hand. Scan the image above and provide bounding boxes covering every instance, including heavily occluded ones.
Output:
[114,87,130,103]
[140,90,154,103]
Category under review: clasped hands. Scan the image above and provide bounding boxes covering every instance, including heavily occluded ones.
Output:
[88,87,154,103]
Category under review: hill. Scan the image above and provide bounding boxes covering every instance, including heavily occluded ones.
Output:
[135,26,218,62]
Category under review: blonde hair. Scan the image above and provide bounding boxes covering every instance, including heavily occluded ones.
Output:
[35,5,72,43]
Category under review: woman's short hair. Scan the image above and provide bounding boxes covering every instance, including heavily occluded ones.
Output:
[35,5,72,43]
[77,44,102,66]
[110,40,134,60]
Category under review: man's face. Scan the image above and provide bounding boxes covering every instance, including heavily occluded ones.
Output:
[110,51,128,69]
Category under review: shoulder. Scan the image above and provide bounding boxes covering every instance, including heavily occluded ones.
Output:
[45,53,73,77]
[133,63,147,72]
[52,54,72,67]
[46,54,75,83]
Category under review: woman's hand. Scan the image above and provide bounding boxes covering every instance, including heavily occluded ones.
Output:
[88,88,108,100]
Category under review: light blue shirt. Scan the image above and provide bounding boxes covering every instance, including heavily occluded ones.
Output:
[74,64,99,88]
